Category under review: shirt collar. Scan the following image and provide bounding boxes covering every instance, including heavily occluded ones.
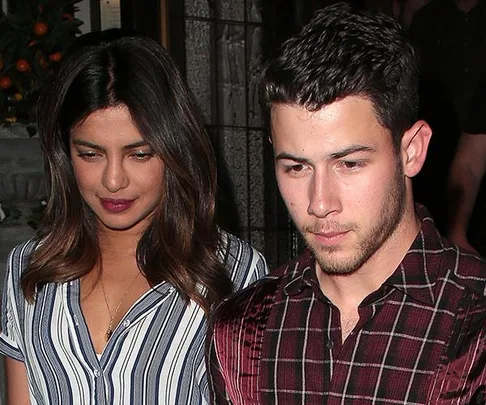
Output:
[283,205,445,306]
[382,205,445,306]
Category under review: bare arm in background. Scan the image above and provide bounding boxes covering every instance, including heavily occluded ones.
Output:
[5,357,31,405]
[447,133,486,253]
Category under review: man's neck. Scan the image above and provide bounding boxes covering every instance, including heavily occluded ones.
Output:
[316,208,421,314]
[455,0,479,13]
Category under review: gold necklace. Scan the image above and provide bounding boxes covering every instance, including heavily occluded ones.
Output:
[100,272,141,341]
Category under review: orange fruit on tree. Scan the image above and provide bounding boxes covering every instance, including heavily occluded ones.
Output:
[34,21,48,36]
[14,93,23,101]
[16,59,30,72]
[0,76,12,89]
[49,52,62,62]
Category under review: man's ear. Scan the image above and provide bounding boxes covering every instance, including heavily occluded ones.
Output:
[400,120,432,178]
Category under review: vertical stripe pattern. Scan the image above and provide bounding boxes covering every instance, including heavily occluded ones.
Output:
[0,231,268,404]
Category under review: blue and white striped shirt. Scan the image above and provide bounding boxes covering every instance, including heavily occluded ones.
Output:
[0,231,267,404]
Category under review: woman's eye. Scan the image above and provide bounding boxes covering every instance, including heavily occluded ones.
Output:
[132,152,154,161]
[77,151,98,160]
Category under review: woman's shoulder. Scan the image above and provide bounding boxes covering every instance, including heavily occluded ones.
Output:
[5,237,39,276]
[218,229,258,252]
[218,230,268,288]
[218,230,265,266]
[2,238,39,305]
[8,237,39,258]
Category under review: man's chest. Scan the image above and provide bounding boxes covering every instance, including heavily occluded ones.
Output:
[258,292,459,404]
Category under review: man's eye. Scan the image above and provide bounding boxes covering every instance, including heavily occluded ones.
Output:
[288,164,304,172]
[341,161,364,170]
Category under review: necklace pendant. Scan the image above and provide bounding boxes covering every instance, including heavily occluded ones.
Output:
[106,328,113,341]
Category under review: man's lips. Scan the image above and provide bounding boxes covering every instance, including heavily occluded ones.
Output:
[309,229,351,245]
[100,198,135,213]
[314,230,349,238]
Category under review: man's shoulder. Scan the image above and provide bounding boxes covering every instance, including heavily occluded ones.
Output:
[211,272,281,326]
[413,0,449,19]
[410,1,451,32]
[442,243,486,298]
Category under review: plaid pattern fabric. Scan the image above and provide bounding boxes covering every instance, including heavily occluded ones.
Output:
[208,207,486,404]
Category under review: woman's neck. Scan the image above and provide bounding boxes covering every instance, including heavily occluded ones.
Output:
[98,229,140,269]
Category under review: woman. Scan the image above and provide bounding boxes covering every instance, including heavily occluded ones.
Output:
[0,29,267,404]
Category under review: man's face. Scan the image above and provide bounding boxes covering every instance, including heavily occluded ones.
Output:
[272,96,407,275]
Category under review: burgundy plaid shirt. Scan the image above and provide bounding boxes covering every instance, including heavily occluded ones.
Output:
[208,208,486,404]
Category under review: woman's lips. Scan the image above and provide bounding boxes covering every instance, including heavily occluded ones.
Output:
[100,198,134,213]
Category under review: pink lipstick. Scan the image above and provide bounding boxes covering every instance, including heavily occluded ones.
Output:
[100,198,134,213]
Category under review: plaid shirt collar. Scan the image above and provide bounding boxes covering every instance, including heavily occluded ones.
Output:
[284,205,445,307]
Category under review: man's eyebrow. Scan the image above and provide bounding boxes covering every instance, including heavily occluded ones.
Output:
[275,152,309,163]
[329,145,375,159]
[275,145,375,162]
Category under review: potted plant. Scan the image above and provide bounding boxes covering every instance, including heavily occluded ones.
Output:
[0,0,83,131]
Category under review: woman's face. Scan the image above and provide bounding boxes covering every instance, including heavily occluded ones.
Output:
[69,105,165,235]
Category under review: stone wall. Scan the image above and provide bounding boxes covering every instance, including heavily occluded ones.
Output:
[0,124,45,403]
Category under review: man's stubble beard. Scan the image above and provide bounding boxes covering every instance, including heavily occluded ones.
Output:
[302,161,407,275]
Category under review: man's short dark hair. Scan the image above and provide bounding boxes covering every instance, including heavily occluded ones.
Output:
[261,1,419,149]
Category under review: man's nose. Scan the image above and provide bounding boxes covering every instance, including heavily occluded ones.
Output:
[307,171,341,218]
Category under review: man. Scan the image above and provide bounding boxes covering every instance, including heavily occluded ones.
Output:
[448,132,486,256]
[409,0,486,253]
[447,74,486,256]
[392,0,430,27]
[207,3,486,404]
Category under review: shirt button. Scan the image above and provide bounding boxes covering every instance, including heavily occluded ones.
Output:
[93,369,101,378]
[122,319,131,328]
[325,339,334,349]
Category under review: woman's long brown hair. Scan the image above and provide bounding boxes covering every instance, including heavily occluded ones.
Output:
[21,30,232,314]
